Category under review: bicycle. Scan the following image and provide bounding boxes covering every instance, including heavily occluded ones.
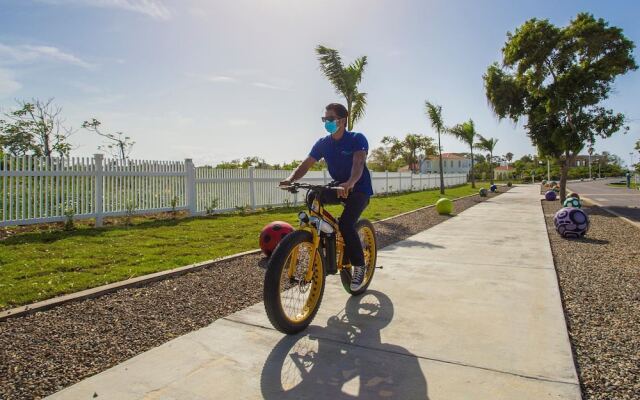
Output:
[263,182,378,334]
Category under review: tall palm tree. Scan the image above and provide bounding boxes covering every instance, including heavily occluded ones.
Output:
[425,101,446,194]
[448,119,478,188]
[475,135,499,184]
[316,45,367,130]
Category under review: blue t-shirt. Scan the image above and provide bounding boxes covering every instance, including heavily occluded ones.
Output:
[309,131,374,196]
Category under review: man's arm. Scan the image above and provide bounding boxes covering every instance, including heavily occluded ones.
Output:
[338,150,367,198]
[280,156,316,185]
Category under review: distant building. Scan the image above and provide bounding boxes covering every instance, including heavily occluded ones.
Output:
[494,165,515,180]
[570,154,604,167]
[420,153,471,174]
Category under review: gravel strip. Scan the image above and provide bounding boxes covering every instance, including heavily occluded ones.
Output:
[0,189,506,399]
[542,201,640,400]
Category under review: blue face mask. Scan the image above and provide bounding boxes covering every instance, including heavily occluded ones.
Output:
[324,120,339,134]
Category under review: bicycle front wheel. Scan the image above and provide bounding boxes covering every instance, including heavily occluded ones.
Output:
[264,230,325,334]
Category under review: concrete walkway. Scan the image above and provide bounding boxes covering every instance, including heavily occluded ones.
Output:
[48,185,581,400]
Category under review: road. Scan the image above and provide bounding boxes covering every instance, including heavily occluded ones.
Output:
[568,178,640,223]
[48,185,580,400]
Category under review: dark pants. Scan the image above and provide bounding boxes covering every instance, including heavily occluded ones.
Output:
[315,190,370,266]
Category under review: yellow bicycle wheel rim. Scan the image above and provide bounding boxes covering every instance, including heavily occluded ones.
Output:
[359,225,376,283]
[278,242,324,324]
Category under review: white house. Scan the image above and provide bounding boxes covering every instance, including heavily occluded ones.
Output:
[420,153,471,174]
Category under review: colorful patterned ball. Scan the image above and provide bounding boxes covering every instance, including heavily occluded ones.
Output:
[545,190,557,201]
[553,208,589,238]
[479,188,488,197]
[436,198,453,215]
[490,184,498,192]
[563,197,582,208]
[259,221,294,256]
[552,186,560,193]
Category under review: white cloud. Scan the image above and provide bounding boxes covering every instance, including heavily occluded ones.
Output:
[36,0,171,20]
[0,43,94,69]
[227,119,254,127]
[0,69,22,98]
[205,75,239,83]
[252,82,291,91]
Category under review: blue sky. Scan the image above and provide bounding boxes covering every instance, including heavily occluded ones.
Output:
[1,0,638,166]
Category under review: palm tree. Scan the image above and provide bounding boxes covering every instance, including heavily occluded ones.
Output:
[448,119,478,188]
[425,101,446,194]
[316,45,367,130]
[475,135,499,184]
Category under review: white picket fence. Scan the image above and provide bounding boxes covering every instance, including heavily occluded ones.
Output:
[0,154,467,227]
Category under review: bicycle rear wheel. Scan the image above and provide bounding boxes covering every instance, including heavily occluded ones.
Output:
[264,230,325,334]
[340,219,377,296]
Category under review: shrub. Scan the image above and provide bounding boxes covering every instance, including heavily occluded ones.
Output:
[205,198,220,216]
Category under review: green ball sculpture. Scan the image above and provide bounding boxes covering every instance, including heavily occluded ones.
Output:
[436,198,453,215]
[479,188,488,197]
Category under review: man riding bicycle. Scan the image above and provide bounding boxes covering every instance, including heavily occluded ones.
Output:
[280,103,373,291]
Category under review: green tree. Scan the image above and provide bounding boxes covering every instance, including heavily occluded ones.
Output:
[448,119,479,188]
[316,45,367,130]
[424,101,446,194]
[635,140,640,172]
[475,135,499,184]
[484,13,637,201]
[381,134,436,174]
[367,146,402,172]
[504,152,514,164]
[82,118,135,160]
[0,98,74,157]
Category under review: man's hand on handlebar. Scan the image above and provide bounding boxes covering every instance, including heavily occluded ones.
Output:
[279,179,293,187]
[337,181,354,199]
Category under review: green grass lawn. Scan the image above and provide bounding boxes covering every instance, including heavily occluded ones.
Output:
[607,181,639,189]
[0,184,481,309]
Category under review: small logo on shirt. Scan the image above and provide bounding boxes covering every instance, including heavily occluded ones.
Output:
[340,150,353,156]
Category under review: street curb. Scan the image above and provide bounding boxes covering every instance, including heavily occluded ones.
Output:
[0,188,504,321]
[580,196,640,230]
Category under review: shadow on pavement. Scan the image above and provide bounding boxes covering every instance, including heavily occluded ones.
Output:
[260,291,429,399]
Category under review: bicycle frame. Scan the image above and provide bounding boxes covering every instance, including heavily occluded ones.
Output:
[286,186,349,280]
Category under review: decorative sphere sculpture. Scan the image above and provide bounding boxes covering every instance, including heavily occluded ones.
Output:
[507,182,513,187]
[490,184,498,192]
[479,188,488,197]
[436,198,453,215]
[545,190,557,201]
[554,208,589,238]
[260,221,294,256]
[568,192,580,199]
[552,186,560,193]
[563,197,582,208]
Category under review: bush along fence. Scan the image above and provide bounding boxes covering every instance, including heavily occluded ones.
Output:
[0,154,467,227]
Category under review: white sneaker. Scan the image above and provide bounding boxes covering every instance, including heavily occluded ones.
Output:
[350,265,366,291]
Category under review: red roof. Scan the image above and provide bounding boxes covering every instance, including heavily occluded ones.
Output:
[427,153,468,160]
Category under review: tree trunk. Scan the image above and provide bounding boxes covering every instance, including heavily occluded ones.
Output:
[346,97,353,131]
[559,153,569,203]
[470,146,475,188]
[438,131,444,194]
[489,151,494,184]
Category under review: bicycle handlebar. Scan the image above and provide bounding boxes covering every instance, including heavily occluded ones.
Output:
[278,182,344,193]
